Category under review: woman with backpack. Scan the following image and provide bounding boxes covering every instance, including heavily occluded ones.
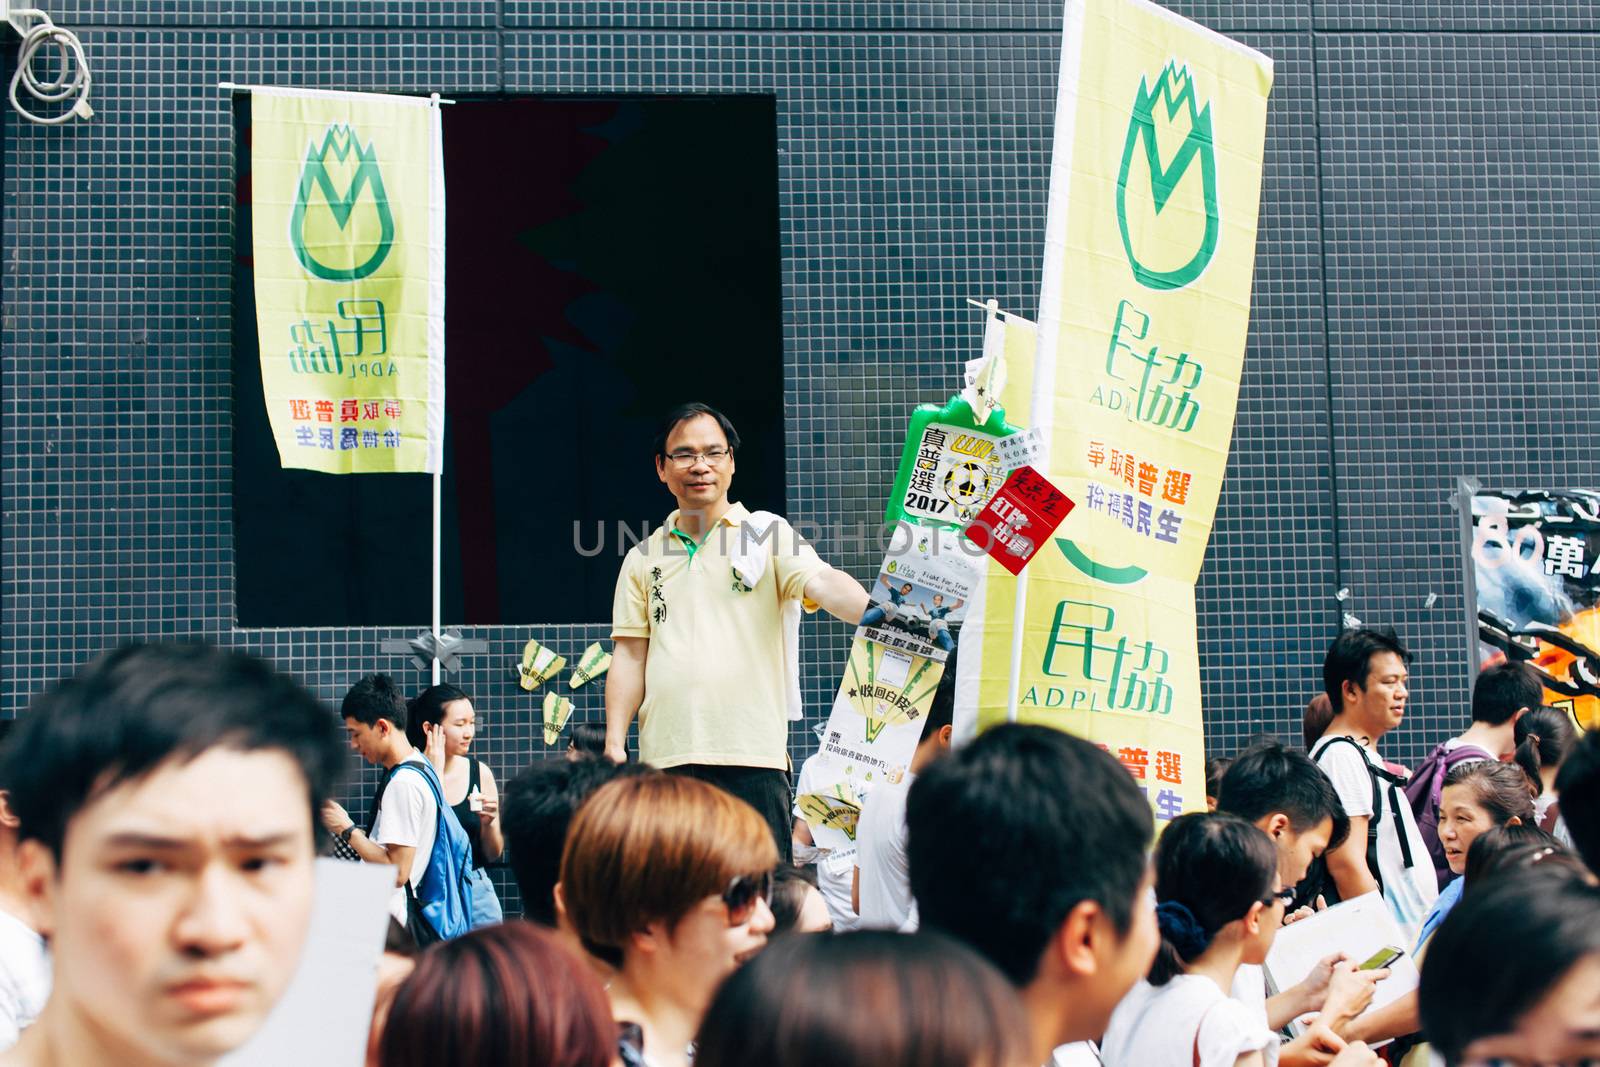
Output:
[1512,704,1578,845]
[1101,813,1378,1067]
[409,684,505,929]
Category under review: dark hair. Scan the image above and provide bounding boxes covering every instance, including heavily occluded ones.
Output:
[1302,693,1334,751]
[1149,813,1278,985]
[1441,760,1535,828]
[380,923,614,1067]
[0,643,344,860]
[1322,626,1410,711]
[1513,705,1577,794]
[501,759,647,926]
[342,673,408,731]
[906,723,1153,987]
[922,645,959,740]
[1217,740,1350,852]
[1554,728,1600,874]
[1419,866,1600,1064]
[405,683,470,751]
[1462,823,1573,889]
[694,930,1028,1067]
[771,865,822,935]
[567,722,608,759]
[1471,661,1542,726]
[653,402,741,459]
[1204,756,1231,802]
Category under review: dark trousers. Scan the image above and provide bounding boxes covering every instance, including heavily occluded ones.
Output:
[668,764,793,864]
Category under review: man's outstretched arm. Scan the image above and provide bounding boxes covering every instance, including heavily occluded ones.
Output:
[805,567,870,625]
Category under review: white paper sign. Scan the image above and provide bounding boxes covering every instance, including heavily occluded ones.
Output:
[1263,891,1420,1041]
[222,858,397,1067]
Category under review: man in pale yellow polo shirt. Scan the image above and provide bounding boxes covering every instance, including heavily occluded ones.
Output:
[605,403,869,859]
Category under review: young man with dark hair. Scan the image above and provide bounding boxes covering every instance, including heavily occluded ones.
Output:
[500,758,647,927]
[906,723,1157,1067]
[1218,742,1382,1065]
[606,402,870,860]
[1312,627,1437,942]
[851,649,959,931]
[1405,660,1541,888]
[0,642,344,1067]
[319,674,441,929]
[1555,726,1600,875]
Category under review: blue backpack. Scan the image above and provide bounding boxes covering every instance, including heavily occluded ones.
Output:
[389,760,474,944]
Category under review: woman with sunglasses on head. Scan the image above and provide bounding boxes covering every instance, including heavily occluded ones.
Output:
[1102,812,1378,1067]
[1420,864,1600,1066]
[559,772,777,1067]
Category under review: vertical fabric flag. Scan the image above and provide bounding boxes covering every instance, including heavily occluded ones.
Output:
[250,86,445,474]
[955,0,1273,823]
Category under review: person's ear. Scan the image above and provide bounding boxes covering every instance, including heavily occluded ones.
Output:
[0,791,20,833]
[1342,678,1361,706]
[655,456,668,484]
[631,920,667,958]
[1243,900,1267,937]
[1265,812,1291,839]
[937,724,953,749]
[1048,899,1104,980]
[18,839,57,938]
[1507,814,1523,827]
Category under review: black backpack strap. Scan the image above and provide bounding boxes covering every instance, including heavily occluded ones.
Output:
[1314,735,1387,891]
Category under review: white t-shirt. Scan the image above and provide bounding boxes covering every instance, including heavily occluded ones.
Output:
[371,753,439,925]
[0,908,48,1050]
[1102,976,1279,1067]
[1441,738,1492,768]
[792,756,860,933]
[855,778,917,932]
[1051,1042,1103,1066]
[1312,736,1438,945]
[1230,962,1267,1017]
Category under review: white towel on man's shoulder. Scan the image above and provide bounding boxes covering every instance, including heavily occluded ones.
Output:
[731,511,805,722]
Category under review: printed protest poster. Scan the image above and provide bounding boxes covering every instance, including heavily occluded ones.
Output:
[955,0,1273,823]
[798,524,984,851]
[1468,489,1600,729]
[250,87,445,474]
[858,526,981,663]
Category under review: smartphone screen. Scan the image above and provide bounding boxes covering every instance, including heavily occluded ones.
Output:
[1358,946,1402,970]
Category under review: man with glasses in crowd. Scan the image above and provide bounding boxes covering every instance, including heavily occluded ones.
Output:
[605,403,869,861]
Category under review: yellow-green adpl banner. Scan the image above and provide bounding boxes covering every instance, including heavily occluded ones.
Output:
[955,0,1272,823]
[249,86,444,474]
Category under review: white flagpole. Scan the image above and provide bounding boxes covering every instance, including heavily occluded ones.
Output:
[432,470,442,686]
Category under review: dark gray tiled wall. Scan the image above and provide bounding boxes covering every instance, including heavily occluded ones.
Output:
[1316,33,1600,759]
[6,4,1591,917]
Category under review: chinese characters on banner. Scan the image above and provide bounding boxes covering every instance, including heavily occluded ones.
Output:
[1469,489,1600,730]
[955,0,1274,823]
[250,87,444,474]
[964,465,1075,575]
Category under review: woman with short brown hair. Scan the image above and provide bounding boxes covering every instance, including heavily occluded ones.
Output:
[560,772,777,1067]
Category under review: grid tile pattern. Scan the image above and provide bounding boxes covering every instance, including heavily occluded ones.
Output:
[1317,33,1600,766]
[7,6,1594,924]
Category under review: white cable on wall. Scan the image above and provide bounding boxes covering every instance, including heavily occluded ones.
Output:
[6,7,94,125]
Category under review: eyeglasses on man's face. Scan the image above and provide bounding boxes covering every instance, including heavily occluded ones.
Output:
[665,447,732,469]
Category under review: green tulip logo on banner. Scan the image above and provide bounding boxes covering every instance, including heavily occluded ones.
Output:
[290,123,396,282]
[1116,61,1219,292]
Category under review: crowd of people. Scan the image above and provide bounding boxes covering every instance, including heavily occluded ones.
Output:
[0,632,1590,1067]
[0,404,1594,1066]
